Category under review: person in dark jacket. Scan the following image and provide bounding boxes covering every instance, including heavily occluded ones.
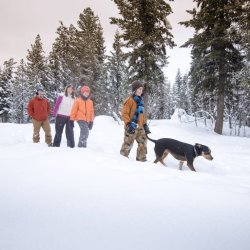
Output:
[52,85,75,148]
[27,89,52,146]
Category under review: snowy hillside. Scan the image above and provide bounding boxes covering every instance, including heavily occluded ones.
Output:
[0,116,250,250]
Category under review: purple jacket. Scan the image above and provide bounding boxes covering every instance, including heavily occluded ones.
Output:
[52,95,63,117]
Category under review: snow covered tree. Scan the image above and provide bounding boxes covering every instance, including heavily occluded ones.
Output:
[148,70,173,119]
[106,30,129,116]
[10,59,30,123]
[75,8,107,114]
[26,34,54,103]
[110,0,175,114]
[49,22,79,92]
[180,0,247,134]
[0,59,16,122]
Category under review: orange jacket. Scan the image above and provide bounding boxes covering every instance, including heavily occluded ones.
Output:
[70,97,94,122]
[122,95,147,128]
[27,97,50,121]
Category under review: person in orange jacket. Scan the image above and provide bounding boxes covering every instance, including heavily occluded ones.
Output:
[70,85,94,148]
[120,81,151,161]
[27,89,52,146]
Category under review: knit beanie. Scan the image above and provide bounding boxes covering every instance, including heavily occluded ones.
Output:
[132,81,143,92]
[80,85,90,94]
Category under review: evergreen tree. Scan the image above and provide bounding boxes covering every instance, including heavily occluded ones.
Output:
[180,0,247,134]
[10,59,29,123]
[76,8,107,114]
[0,59,15,122]
[106,30,129,116]
[172,69,182,110]
[26,34,54,103]
[50,22,79,91]
[110,0,175,113]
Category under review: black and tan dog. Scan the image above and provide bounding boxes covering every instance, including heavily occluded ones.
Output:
[147,135,213,171]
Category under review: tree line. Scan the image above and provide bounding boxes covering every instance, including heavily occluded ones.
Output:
[0,0,249,135]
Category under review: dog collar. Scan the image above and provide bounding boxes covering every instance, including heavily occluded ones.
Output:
[194,146,198,157]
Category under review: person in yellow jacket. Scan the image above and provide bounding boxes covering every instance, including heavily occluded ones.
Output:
[120,80,151,162]
[70,85,94,148]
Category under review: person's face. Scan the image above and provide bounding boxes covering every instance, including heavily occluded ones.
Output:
[67,86,73,95]
[82,90,90,97]
[37,91,44,99]
[135,87,143,96]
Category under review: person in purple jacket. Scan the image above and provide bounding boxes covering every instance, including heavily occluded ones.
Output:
[52,85,75,148]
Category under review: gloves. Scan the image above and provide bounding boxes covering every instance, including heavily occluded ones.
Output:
[126,122,136,134]
[143,124,151,134]
[88,121,93,130]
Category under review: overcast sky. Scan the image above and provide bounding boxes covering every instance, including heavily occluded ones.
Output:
[0,0,195,83]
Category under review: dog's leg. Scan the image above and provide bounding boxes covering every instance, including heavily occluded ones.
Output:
[187,163,196,172]
[179,161,184,170]
[159,150,169,167]
[154,156,161,164]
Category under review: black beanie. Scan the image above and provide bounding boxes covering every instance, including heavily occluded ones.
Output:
[132,81,143,92]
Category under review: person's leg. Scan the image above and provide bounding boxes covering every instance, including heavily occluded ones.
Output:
[53,116,66,147]
[135,128,147,162]
[77,121,89,147]
[120,130,136,157]
[65,119,75,148]
[32,119,42,143]
[42,119,52,145]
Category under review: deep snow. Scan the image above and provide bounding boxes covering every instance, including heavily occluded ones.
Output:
[0,116,250,250]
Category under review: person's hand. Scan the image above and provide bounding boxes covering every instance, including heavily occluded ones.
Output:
[143,124,151,134]
[88,121,93,130]
[69,120,74,127]
[126,122,136,134]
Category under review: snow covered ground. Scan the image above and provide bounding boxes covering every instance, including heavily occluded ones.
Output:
[0,116,250,250]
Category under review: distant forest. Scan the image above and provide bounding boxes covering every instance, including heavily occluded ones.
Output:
[0,0,249,135]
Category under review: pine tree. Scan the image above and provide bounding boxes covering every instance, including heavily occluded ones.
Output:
[106,30,129,116]
[75,8,107,114]
[180,0,247,134]
[10,59,30,123]
[50,21,79,91]
[172,69,182,110]
[110,0,175,114]
[0,59,16,122]
[26,34,54,103]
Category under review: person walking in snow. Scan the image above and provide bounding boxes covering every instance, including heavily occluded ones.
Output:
[120,80,151,162]
[70,85,94,148]
[52,84,75,148]
[27,89,52,146]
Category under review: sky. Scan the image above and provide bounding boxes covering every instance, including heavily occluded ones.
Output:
[0,114,250,250]
[0,0,195,83]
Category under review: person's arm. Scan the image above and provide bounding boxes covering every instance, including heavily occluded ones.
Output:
[121,98,132,126]
[52,95,63,117]
[70,99,78,121]
[27,99,34,117]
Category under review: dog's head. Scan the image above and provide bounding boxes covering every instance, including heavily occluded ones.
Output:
[195,143,213,160]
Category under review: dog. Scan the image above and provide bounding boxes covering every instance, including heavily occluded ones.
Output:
[146,135,213,171]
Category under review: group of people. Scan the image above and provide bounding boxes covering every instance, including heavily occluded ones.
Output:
[27,85,94,149]
[27,80,151,162]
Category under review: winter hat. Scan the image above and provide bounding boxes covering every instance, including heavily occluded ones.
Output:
[80,85,90,94]
[132,81,143,92]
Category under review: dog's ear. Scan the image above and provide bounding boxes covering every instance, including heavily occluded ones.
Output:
[195,143,202,148]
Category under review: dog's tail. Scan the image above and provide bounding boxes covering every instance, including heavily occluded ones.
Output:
[146,134,157,143]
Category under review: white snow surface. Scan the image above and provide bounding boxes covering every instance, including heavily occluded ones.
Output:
[0,116,250,250]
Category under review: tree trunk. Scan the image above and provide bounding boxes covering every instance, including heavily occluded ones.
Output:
[214,90,225,134]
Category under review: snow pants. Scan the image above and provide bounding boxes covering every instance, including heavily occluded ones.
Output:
[120,128,147,161]
[53,116,75,148]
[77,121,89,148]
[32,118,52,145]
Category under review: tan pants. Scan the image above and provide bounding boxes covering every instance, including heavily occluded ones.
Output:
[120,128,147,161]
[32,118,52,144]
